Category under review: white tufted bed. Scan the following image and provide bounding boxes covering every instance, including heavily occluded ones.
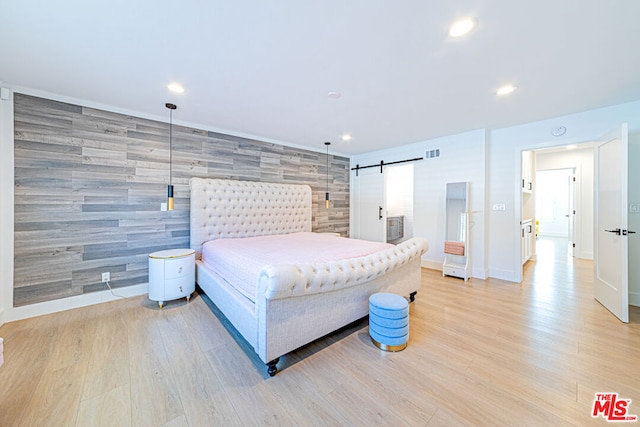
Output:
[189,177,429,376]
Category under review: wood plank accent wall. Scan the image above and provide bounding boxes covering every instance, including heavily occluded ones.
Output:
[13,94,349,307]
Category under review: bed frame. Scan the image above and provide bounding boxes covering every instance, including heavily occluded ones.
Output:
[189,177,428,376]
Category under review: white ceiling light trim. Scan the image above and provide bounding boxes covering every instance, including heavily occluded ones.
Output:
[167,83,185,93]
[496,84,516,96]
[449,18,477,38]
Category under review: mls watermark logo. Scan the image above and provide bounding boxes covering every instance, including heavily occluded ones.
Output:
[592,393,638,422]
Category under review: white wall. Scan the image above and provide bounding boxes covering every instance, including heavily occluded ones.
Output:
[536,147,594,259]
[4,87,640,322]
[351,129,487,279]
[488,100,640,282]
[351,99,640,292]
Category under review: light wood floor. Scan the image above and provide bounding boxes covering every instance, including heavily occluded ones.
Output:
[1,241,639,426]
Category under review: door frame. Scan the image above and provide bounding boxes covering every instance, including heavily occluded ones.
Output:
[515,141,592,282]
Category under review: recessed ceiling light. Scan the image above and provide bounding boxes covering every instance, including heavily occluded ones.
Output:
[167,83,185,93]
[341,134,352,142]
[449,18,476,38]
[327,91,341,99]
[496,85,516,96]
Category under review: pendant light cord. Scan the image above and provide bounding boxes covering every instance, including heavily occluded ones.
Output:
[169,108,173,186]
[165,102,177,210]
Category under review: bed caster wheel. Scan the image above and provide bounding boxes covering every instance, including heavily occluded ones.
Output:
[409,291,417,303]
[266,358,279,377]
[158,302,164,309]
[186,294,191,303]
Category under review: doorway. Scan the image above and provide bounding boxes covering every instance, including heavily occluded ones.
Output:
[384,164,414,243]
[351,163,414,243]
[535,168,575,257]
[528,144,595,263]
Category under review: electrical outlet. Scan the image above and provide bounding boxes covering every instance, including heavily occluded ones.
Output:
[161,202,167,211]
[102,272,110,283]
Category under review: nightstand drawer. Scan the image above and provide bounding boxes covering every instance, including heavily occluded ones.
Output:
[164,276,194,300]
[165,256,193,279]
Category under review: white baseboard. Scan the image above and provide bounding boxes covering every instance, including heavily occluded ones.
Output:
[538,233,569,238]
[5,283,148,323]
[630,291,640,308]
[421,260,489,281]
[487,268,520,283]
[579,251,594,260]
[472,268,488,280]
[421,259,442,271]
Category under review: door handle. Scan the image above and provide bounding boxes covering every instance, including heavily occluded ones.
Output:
[605,228,621,235]
[623,230,636,236]
[379,206,383,220]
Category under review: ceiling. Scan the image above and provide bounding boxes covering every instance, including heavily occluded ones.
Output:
[2,1,640,156]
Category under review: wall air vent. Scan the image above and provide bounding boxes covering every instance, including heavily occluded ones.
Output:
[425,149,440,159]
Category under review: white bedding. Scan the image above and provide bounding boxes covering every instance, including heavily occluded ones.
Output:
[190,178,428,375]
[201,232,392,302]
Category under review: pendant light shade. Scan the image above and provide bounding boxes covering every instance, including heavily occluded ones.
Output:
[324,142,331,208]
[166,103,177,210]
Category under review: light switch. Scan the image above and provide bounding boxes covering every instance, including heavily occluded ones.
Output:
[492,203,506,211]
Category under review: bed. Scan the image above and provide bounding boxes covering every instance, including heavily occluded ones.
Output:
[189,177,429,376]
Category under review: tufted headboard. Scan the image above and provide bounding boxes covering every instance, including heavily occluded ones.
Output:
[189,178,312,254]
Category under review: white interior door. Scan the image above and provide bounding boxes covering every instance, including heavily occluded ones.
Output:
[594,123,629,323]
[352,167,385,242]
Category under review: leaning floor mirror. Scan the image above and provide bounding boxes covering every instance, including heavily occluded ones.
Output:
[442,181,471,281]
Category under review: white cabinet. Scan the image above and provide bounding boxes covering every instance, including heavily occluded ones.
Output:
[148,248,195,308]
[521,150,536,266]
[522,150,534,193]
[521,220,534,264]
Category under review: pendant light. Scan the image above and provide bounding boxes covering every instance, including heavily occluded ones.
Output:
[324,141,331,208]
[166,102,177,210]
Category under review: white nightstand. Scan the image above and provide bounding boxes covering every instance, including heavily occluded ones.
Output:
[148,248,195,309]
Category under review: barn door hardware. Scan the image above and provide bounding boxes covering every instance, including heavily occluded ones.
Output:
[351,157,423,176]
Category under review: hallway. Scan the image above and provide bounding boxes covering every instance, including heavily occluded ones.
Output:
[523,235,597,315]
